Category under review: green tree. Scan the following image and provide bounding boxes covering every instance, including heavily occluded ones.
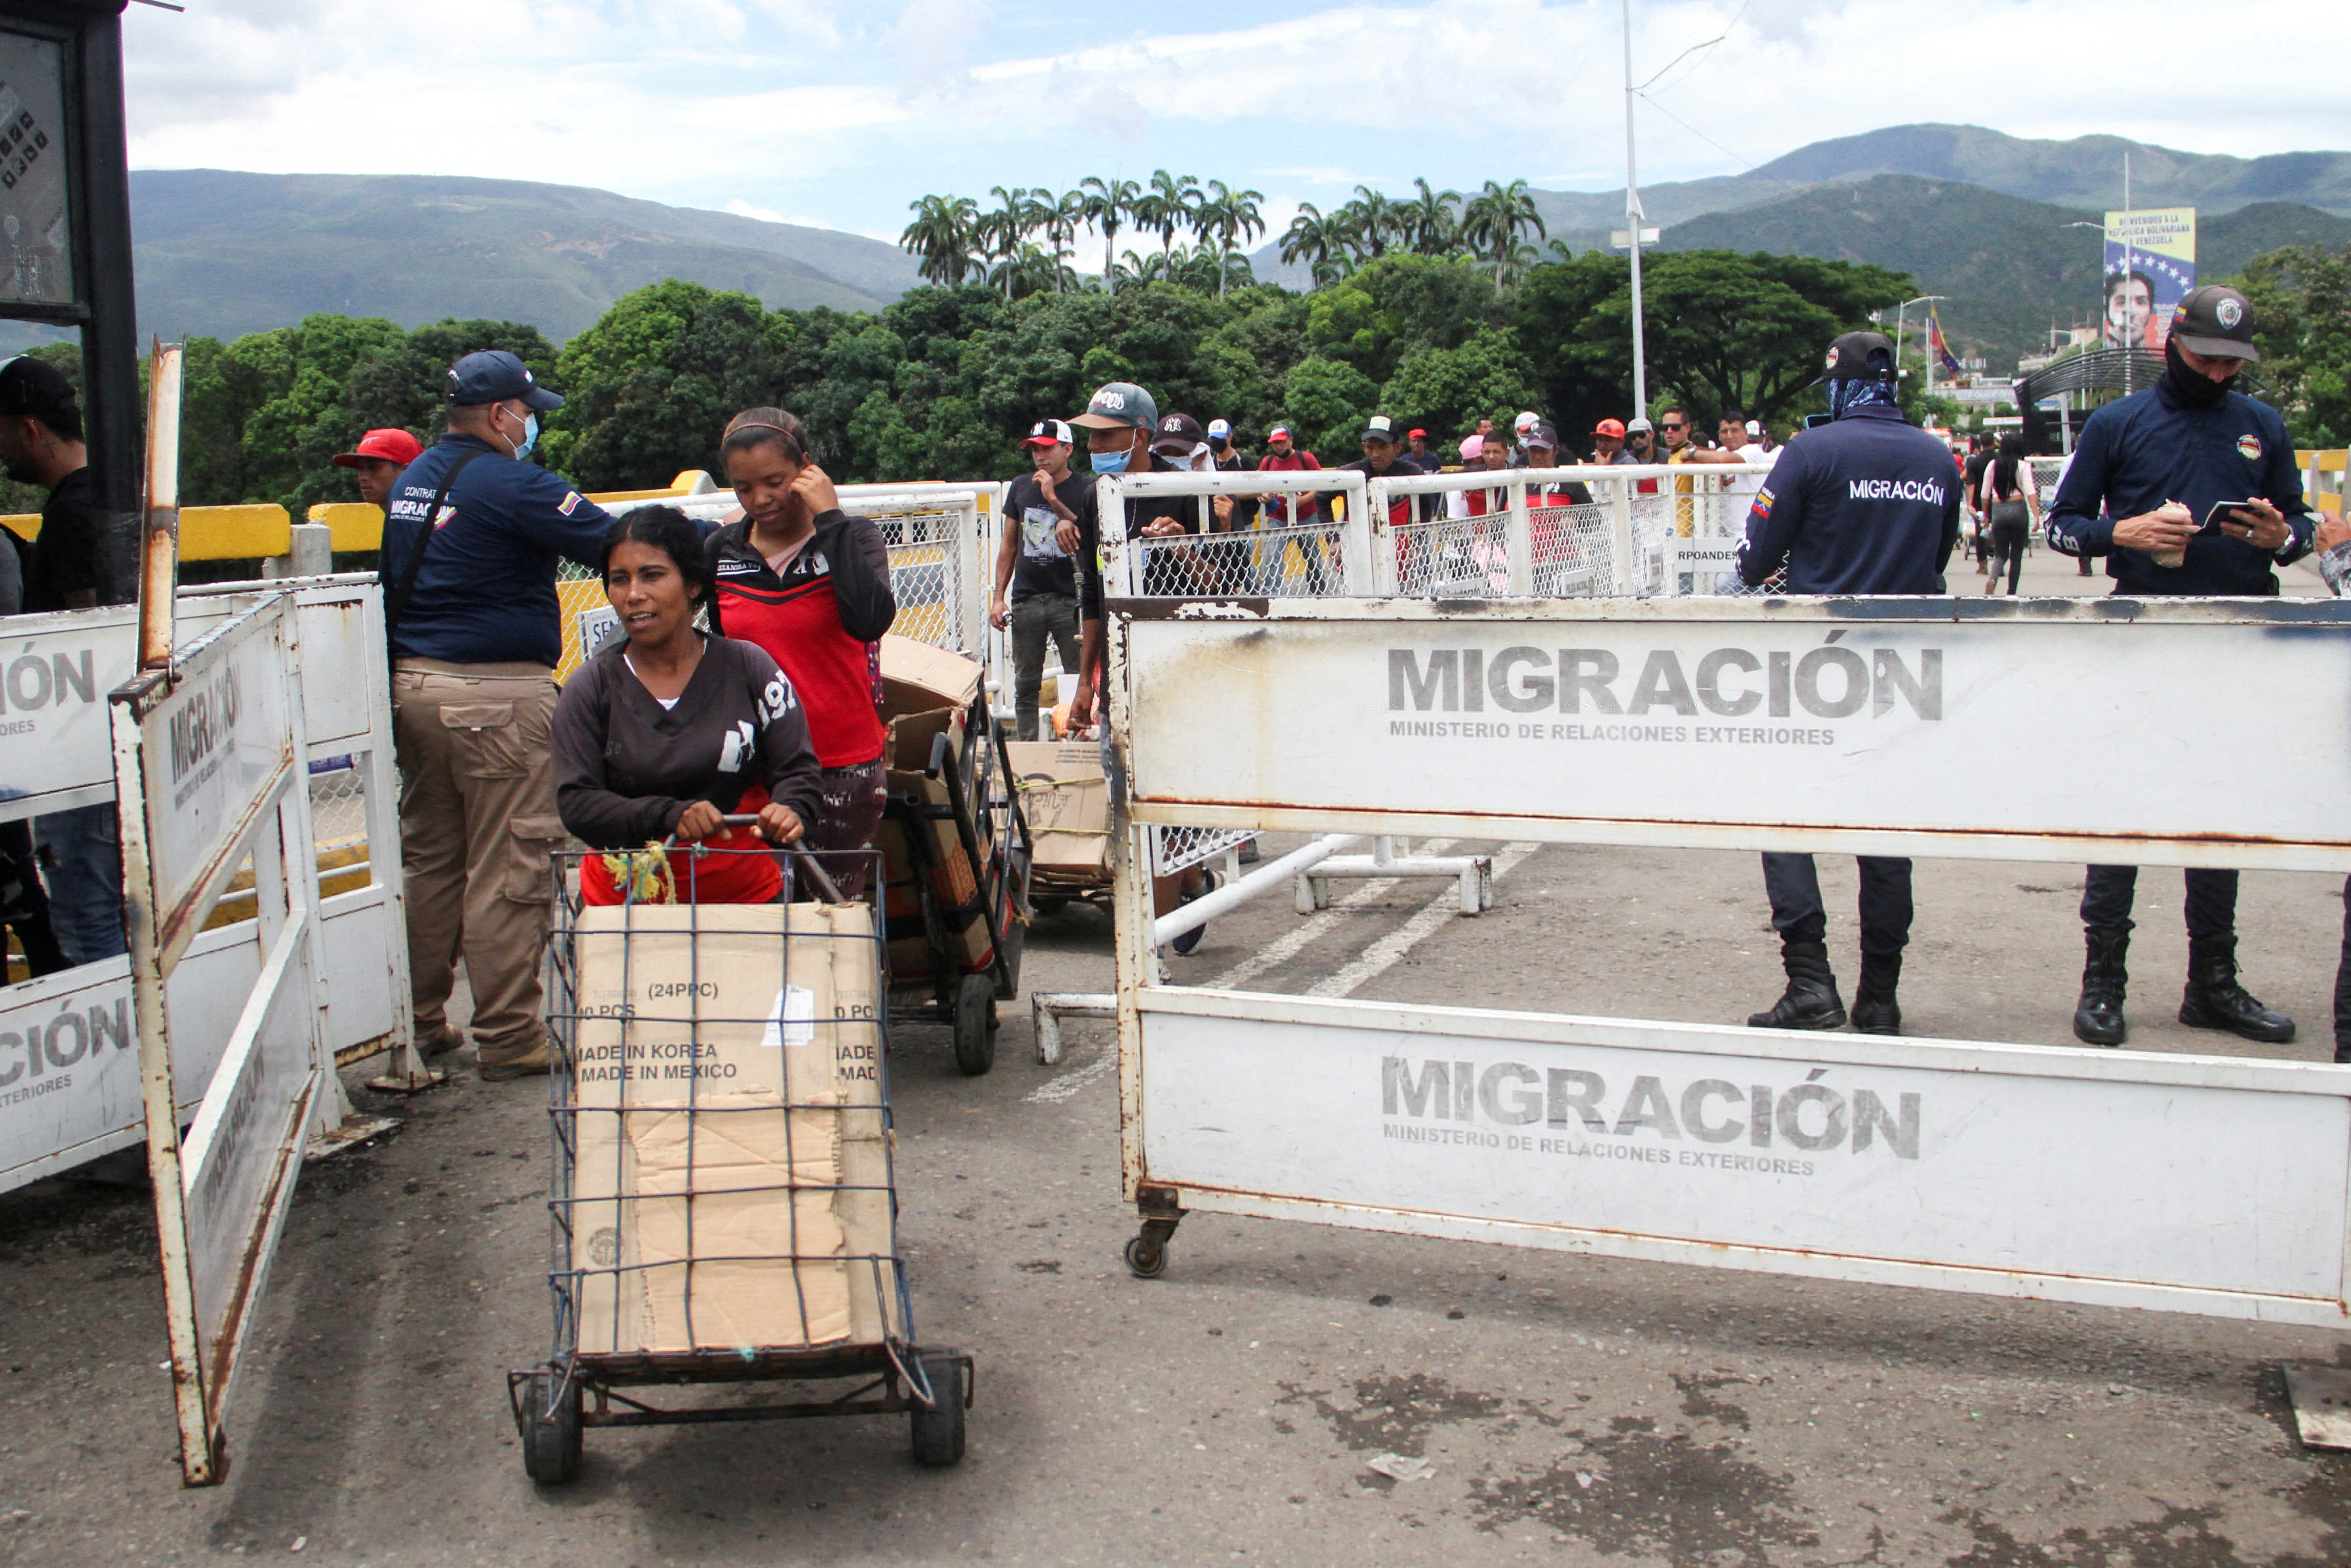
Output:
[1380,327,1540,446]
[1282,357,1380,461]
[231,313,408,513]
[2238,242,2351,444]
[547,279,792,491]
[1516,250,1914,438]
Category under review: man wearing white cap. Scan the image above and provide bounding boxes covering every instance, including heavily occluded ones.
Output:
[1506,409,1541,468]
[990,418,1089,740]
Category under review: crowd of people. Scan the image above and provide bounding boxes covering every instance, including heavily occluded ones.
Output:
[1,279,2343,1082]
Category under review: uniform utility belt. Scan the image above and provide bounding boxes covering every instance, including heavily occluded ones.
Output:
[393,657,556,681]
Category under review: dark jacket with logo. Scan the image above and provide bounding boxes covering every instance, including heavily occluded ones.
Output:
[1736,404,1959,594]
[2044,381,2312,595]
[381,433,612,666]
[551,634,822,849]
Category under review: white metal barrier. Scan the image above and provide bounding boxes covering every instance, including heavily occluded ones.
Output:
[1101,467,1372,879]
[1104,593,2351,1332]
[1367,463,1775,600]
[566,481,1000,675]
[114,590,345,1484]
[0,577,416,1195]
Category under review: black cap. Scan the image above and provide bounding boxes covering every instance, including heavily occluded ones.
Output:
[2169,285,2259,362]
[0,355,79,429]
[1818,330,1897,385]
[1523,419,1561,452]
[1149,411,1206,455]
[1360,413,1401,444]
[445,349,564,410]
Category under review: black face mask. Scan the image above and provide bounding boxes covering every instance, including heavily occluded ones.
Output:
[2163,337,2234,410]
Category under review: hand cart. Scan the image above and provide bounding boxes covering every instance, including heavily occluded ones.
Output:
[880,693,1032,1077]
[510,843,971,1486]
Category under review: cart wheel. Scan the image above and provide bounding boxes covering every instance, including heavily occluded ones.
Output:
[909,1352,967,1467]
[1124,1233,1169,1279]
[952,973,996,1077]
[519,1371,583,1486]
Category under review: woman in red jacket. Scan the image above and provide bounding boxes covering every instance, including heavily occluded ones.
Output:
[704,408,897,900]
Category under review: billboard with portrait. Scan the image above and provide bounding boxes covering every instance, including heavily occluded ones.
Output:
[2102,208,2195,351]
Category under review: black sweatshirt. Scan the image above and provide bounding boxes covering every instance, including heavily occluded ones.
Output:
[552,634,823,849]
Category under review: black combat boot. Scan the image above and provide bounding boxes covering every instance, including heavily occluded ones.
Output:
[1850,953,1902,1036]
[2178,935,2296,1044]
[2073,926,2129,1046]
[1747,941,1847,1030]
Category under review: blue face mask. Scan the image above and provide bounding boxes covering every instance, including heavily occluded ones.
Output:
[509,409,539,461]
[1089,446,1131,476]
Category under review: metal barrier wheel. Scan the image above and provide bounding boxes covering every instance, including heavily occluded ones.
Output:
[518,1371,582,1486]
[952,973,997,1077]
[909,1352,967,1466]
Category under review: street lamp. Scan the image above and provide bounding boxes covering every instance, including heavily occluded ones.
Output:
[1889,295,1945,394]
[1618,0,1649,421]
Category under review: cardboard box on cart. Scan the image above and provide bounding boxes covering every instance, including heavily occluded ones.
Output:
[1003,740,1109,887]
[565,903,903,1355]
[875,638,1005,982]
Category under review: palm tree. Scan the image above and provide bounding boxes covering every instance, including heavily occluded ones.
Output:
[1043,189,1087,294]
[1195,180,1266,298]
[899,194,980,287]
[1462,178,1547,270]
[1346,185,1400,260]
[1141,169,1203,261]
[1495,240,1544,289]
[987,242,1067,302]
[979,185,1046,300]
[1401,178,1461,256]
[1078,175,1139,292]
[1280,203,1341,278]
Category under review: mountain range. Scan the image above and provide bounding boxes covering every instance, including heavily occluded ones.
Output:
[0,169,926,351]
[5,124,2346,375]
[1250,124,2351,368]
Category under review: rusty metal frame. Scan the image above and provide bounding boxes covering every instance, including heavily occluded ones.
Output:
[1105,593,2351,1313]
[114,592,331,1485]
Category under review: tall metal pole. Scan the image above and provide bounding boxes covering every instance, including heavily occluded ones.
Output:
[2120,151,2134,395]
[1621,0,1647,420]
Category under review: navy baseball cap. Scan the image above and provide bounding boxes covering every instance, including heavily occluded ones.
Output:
[2170,285,2260,362]
[445,350,564,410]
[1817,330,1897,385]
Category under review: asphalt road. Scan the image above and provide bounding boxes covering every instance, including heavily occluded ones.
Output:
[7,548,2351,1567]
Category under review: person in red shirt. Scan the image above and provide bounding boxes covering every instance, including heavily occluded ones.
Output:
[704,407,897,901]
[1255,423,1332,592]
[555,506,818,906]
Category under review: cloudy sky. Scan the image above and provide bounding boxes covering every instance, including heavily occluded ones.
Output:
[119,0,2343,248]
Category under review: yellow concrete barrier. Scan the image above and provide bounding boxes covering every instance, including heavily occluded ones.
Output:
[4,503,291,560]
[308,501,385,551]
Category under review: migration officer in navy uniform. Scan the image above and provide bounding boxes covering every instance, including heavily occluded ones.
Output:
[1736,329,1960,1037]
[2045,284,2312,1049]
[382,350,613,1081]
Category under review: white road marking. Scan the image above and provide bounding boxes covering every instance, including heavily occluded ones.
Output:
[1025,1046,1118,1104]
[1304,842,1544,999]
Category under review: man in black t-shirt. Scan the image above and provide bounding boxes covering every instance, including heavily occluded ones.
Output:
[0,357,115,614]
[0,356,127,967]
[989,419,1092,740]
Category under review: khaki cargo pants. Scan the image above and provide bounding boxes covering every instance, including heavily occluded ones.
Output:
[391,659,566,1070]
